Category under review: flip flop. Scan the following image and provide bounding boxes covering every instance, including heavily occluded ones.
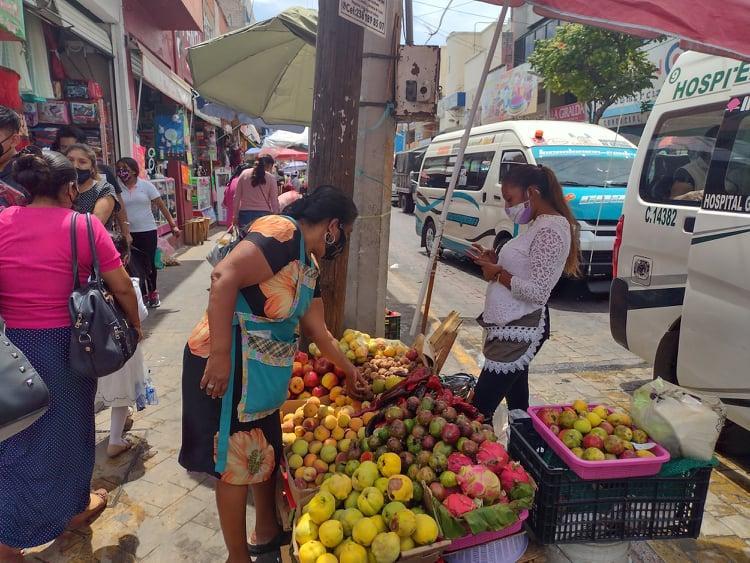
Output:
[107,441,133,458]
[66,489,108,530]
[247,530,291,556]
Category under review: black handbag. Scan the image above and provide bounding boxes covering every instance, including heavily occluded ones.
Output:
[69,212,138,379]
[0,314,50,442]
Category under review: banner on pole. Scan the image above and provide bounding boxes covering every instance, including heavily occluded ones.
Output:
[338,0,386,37]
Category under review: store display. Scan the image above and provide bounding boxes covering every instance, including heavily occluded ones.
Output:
[63,80,91,100]
[70,102,98,126]
[23,102,38,127]
[528,403,670,479]
[37,101,70,124]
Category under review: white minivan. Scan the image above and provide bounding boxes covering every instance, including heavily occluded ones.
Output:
[414,121,636,286]
[610,51,750,431]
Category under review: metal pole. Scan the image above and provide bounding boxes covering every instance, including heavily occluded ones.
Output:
[404,0,414,45]
[409,2,509,337]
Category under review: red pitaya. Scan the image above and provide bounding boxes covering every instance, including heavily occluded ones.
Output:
[443,493,476,518]
[500,462,530,494]
[447,452,473,473]
[476,441,510,474]
[457,465,503,502]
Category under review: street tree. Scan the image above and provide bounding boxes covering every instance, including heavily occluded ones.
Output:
[529,24,657,124]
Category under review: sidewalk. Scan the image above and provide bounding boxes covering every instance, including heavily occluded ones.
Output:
[24,234,750,562]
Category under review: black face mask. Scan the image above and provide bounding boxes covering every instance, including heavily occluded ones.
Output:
[76,168,92,184]
[323,225,347,260]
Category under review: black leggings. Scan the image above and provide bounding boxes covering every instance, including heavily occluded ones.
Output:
[130,230,158,296]
[471,310,550,421]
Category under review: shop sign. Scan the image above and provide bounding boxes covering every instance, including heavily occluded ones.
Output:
[156,112,186,158]
[600,111,651,128]
[338,0,386,38]
[479,63,538,125]
[0,0,24,41]
[550,102,587,122]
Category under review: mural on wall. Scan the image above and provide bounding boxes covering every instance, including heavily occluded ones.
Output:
[479,63,538,124]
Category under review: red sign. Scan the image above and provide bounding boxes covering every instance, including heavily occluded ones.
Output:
[549,102,587,122]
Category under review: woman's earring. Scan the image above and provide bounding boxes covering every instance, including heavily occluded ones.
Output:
[324,231,335,245]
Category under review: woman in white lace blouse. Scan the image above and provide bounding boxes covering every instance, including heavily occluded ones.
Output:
[468,164,580,420]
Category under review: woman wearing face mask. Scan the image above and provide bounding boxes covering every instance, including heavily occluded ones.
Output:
[115,157,180,308]
[468,164,579,421]
[64,143,118,228]
[179,186,369,561]
[0,152,140,560]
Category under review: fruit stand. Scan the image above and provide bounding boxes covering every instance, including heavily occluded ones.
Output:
[279,328,717,562]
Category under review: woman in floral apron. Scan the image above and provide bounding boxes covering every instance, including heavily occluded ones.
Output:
[179,186,368,561]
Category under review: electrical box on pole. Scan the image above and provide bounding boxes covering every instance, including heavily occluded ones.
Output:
[394,45,440,121]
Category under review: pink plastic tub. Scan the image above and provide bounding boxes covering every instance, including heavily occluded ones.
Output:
[444,510,528,553]
[527,404,670,480]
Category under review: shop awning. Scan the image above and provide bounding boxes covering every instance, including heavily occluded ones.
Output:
[137,45,193,108]
[0,0,24,41]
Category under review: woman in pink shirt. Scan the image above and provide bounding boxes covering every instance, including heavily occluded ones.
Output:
[222,163,250,227]
[0,152,140,559]
[233,155,280,227]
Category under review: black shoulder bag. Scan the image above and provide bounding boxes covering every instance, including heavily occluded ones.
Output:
[69,212,138,378]
[0,314,50,442]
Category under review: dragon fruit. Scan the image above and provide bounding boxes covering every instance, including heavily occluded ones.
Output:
[457,465,503,502]
[443,493,476,518]
[476,441,510,475]
[500,462,530,494]
[447,452,473,473]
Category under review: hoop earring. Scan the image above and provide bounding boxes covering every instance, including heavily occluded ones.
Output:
[324,231,335,245]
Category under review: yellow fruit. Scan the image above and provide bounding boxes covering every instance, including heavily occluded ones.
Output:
[389,509,416,538]
[636,450,656,458]
[357,486,385,516]
[329,386,344,400]
[336,395,348,407]
[370,532,400,563]
[345,430,357,441]
[295,513,319,545]
[383,346,396,357]
[335,539,356,558]
[283,432,297,446]
[363,412,376,425]
[340,508,364,537]
[304,401,320,419]
[376,453,401,478]
[323,415,338,430]
[319,520,344,549]
[386,475,413,503]
[338,413,351,428]
[307,491,336,524]
[283,413,295,423]
[412,514,439,545]
[332,426,345,440]
[315,426,332,442]
[370,514,387,534]
[593,405,609,419]
[299,540,327,563]
[572,399,588,415]
[399,536,415,552]
[349,418,363,432]
[316,554,338,563]
[384,376,403,391]
[586,412,602,427]
[319,405,332,418]
[327,473,353,501]
[338,541,368,563]
[352,517,378,547]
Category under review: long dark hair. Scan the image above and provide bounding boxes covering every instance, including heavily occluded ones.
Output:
[116,156,140,176]
[503,164,580,277]
[12,151,77,201]
[285,185,358,226]
[251,155,274,187]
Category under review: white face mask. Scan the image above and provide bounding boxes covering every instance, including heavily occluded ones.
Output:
[505,199,533,224]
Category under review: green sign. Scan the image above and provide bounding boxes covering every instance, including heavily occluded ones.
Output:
[670,62,750,101]
[0,0,24,41]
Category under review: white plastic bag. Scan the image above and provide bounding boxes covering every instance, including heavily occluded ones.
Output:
[631,378,726,461]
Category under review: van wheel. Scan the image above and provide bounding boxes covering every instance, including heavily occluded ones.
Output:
[423,220,441,258]
[717,421,750,457]
[654,324,680,384]
[403,194,415,214]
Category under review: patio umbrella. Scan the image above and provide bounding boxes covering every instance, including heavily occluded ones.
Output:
[188,7,316,127]
[259,147,308,162]
[282,161,307,174]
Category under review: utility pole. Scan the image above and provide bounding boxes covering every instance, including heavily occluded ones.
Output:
[308,2,364,337]
[344,1,402,337]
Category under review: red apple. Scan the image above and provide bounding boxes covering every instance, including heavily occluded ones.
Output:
[303,371,319,389]
[582,434,604,450]
[620,450,637,459]
[405,349,418,361]
[313,357,334,376]
[334,366,347,379]
[303,363,314,374]
[295,351,309,365]
[312,386,327,398]
[360,451,373,462]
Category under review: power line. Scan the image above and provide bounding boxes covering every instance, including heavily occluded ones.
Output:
[413,0,500,19]
[425,0,454,42]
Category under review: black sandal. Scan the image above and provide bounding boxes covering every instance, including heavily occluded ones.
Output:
[247,530,291,555]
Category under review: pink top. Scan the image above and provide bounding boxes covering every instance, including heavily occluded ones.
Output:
[278,189,302,210]
[233,170,280,219]
[222,177,239,211]
[0,207,122,329]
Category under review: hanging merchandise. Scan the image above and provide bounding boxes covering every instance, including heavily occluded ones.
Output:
[24,13,54,100]
[155,110,186,158]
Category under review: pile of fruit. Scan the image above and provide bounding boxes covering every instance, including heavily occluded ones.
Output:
[283,397,373,491]
[537,400,657,461]
[362,393,533,539]
[361,353,419,395]
[294,453,441,563]
[309,329,412,366]
[289,353,349,402]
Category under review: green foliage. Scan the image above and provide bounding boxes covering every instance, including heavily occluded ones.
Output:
[529,24,657,123]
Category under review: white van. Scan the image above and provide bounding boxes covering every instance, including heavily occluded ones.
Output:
[610,51,750,431]
[414,121,637,285]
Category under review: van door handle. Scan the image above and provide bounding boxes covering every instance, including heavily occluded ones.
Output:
[482,193,487,203]
[493,195,503,201]
[684,216,695,233]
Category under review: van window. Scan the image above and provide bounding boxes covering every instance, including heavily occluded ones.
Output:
[704,108,750,200]
[499,150,527,181]
[639,105,725,205]
[420,151,494,191]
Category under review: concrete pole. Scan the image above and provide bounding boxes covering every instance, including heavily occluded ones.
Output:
[344,1,402,337]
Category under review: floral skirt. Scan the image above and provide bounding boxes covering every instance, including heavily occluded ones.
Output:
[179,341,280,485]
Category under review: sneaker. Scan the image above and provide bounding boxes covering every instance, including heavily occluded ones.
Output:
[148,291,161,308]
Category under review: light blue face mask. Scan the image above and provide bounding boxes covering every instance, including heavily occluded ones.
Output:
[505,199,533,224]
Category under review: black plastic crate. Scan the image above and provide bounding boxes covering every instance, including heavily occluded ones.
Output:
[508,418,712,544]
